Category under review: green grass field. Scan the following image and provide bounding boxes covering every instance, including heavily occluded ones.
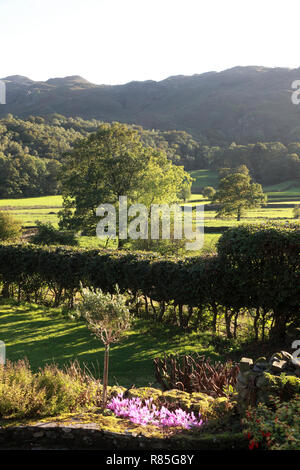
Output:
[0,300,218,388]
[189,169,219,193]
[0,171,299,251]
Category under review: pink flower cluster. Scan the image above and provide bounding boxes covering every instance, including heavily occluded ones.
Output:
[107,395,204,429]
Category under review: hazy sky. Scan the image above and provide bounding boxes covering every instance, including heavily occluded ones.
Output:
[1,0,299,85]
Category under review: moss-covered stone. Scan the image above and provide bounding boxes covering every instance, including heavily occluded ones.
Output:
[162,389,190,403]
[161,389,192,410]
[127,387,162,401]
[189,400,212,418]
[107,385,127,398]
[191,392,214,402]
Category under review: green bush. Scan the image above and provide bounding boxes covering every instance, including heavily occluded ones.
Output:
[293,204,300,219]
[0,212,21,242]
[30,221,78,246]
[202,186,216,199]
[217,222,300,340]
[243,395,300,450]
[263,372,300,402]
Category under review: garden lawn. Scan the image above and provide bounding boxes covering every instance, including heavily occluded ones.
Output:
[0,300,218,388]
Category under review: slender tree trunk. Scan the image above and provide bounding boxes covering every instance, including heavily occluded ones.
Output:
[144,295,149,318]
[158,301,165,322]
[1,282,10,298]
[233,311,239,338]
[225,309,233,339]
[102,344,110,408]
[253,307,260,341]
[211,303,218,333]
[178,304,184,327]
[270,312,288,342]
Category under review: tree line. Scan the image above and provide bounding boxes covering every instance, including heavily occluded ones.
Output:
[0,114,300,198]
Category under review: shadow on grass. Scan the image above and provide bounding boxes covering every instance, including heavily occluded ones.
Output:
[0,300,219,388]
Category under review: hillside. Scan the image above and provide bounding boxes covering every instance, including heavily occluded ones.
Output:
[2,66,300,144]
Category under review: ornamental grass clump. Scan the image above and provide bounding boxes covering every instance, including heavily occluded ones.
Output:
[77,285,131,408]
[107,394,204,429]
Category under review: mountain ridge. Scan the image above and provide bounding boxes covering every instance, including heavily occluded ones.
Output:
[2,66,300,144]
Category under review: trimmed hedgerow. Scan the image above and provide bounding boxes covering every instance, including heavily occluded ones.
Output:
[0,222,299,338]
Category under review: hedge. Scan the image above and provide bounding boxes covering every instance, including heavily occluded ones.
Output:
[0,222,299,338]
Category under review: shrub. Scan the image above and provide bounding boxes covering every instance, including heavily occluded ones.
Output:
[202,186,216,200]
[0,212,21,242]
[262,372,300,402]
[30,221,78,246]
[293,204,300,219]
[243,395,300,450]
[154,354,239,397]
[0,360,102,419]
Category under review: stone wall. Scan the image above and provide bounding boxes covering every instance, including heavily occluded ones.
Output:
[0,422,247,450]
[236,351,300,410]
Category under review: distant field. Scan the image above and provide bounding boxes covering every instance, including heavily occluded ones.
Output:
[0,175,299,253]
[0,195,63,208]
[189,169,219,193]
[186,172,300,252]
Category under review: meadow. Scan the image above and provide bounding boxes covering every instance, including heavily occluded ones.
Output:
[0,170,299,252]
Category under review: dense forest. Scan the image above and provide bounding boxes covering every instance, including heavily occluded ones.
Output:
[0,114,299,198]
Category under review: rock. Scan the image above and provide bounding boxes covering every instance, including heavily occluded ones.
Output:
[256,374,267,388]
[270,352,283,363]
[239,358,253,372]
[254,356,267,364]
[280,351,294,362]
[254,357,268,371]
[236,372,247,385]
[270,360,287,373]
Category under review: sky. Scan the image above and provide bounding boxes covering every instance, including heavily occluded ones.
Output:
[1,0,300,85]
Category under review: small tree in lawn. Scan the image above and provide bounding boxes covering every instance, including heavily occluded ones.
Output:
[77,286,131,408]
[202,186,216,200]
[0,212,21,241]
[213,166,266,221]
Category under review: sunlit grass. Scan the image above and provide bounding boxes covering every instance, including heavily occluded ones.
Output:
[0,178,299,247]
[0,300,219,388]
[0,195,63,208]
